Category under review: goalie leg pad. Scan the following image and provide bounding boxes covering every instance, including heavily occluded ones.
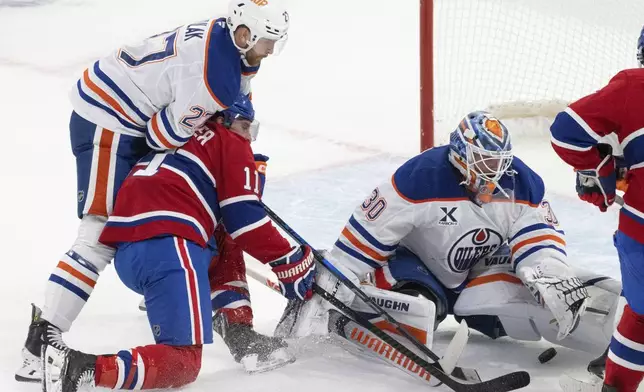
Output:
[275,257,437,346]
[455,266,620,355]
[275,253,359,338]
[349,284,436,349]
[375,247,450,326]
[328,309,440,386]
[328,310,479,386]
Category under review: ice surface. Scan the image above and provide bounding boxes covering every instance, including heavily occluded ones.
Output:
[0,0,631,391]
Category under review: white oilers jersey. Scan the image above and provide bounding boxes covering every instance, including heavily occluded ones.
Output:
[330,146,567,290]
[70,17,258,150]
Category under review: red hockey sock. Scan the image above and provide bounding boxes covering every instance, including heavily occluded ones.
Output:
[605,305,644,392]
[95,344,202,389]
[209,225,253,325]
[605,357,643,392]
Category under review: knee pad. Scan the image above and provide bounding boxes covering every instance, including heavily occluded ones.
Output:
[71,215,114,272]
[375,248,449,327]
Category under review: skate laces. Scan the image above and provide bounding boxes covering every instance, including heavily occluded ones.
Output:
[45,324,67,351]
[75,369,95,391]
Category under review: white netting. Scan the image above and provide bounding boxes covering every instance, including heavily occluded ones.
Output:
[0,0,56,5]
[432,0,644,144]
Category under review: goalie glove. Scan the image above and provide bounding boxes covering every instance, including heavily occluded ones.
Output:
[518,265,589,340]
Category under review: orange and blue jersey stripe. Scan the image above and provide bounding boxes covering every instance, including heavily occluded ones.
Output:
[146,108,191,150]
[335,214,397,269]
[76,61,149,134]
[509,223,566,268]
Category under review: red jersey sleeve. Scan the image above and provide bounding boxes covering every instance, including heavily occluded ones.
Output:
[212,127,293,263]
[550,70,630,169]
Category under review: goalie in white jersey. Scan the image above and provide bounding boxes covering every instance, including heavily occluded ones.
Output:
[16,0,290,383]
[278,111,623,370]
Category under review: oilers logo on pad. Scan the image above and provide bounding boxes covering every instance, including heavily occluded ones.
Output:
[447,228,503,273]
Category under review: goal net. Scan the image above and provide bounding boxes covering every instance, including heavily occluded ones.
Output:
[0,0,57,6]
[427,0,644,148]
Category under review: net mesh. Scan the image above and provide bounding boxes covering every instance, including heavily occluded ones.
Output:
[432,0,644,144]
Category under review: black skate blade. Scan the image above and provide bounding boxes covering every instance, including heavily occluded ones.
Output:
[15,374,41,383]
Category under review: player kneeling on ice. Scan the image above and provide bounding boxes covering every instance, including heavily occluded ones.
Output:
[277,111,622,371]
[41,96,316,392]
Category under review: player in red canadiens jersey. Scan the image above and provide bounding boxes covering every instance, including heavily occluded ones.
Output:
[549,35,644,391]
[40,96,316,392]
[17,0,292,383]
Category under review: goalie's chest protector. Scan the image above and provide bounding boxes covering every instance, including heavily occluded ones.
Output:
[400,198,517,290]
[390,147,537,290]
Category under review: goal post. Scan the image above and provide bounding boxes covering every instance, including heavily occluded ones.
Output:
[420,0,644,152]
[420,0,434,152]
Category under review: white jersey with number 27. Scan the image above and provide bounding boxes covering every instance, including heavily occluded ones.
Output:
[70,17,257,151]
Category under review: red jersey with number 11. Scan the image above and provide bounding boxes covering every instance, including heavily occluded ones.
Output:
[99,121,293,264]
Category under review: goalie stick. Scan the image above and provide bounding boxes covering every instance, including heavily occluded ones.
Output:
[261,202,530,392]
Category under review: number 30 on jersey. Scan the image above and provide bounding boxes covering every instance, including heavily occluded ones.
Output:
[361,188,387,221]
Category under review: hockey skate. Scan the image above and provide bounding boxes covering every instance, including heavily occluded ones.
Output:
[43,345,97,392]
[214,312,295,374]
[588,348,608,379]
[16,304,63,383]
[559,348,609,392]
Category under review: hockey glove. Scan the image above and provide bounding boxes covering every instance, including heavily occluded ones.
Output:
[518,265,589,340]
[254,154,268,198]
[269,245,316,301]
[576,154,616,212]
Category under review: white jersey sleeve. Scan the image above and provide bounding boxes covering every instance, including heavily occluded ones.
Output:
[508,198,572,276]
[330,178,418,277]
[70,18,255,150]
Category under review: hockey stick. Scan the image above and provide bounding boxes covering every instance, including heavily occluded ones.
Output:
[615,195,624,206]
[245,263,282,294]
[262,202,530,392]
[246,258,480,381]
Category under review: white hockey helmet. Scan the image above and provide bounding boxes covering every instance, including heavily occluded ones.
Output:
[227,0,290,54]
